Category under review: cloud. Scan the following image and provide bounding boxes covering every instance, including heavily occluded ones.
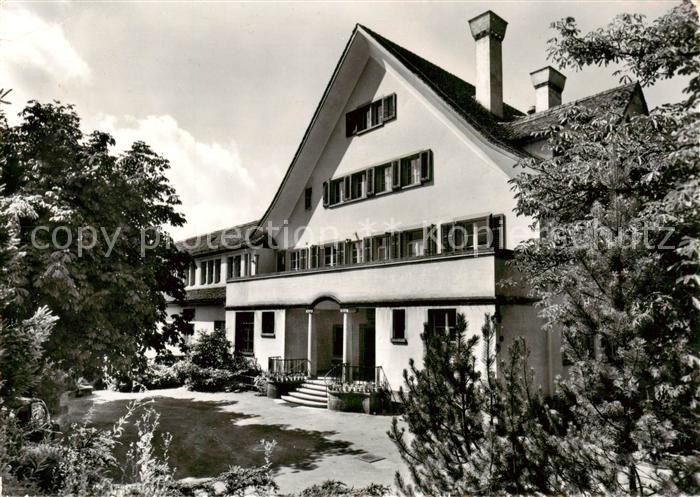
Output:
[94,114,259,239]
[0,7,91,83]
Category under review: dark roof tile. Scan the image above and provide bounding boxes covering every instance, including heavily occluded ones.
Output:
[360,25,527,157]
[503,82,641,142]
[176,220,262,256]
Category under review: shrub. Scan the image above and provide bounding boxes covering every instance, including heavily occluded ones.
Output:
[185,366,236,392]
[292,480,390,497]
[190,328,232,370]
[218,439,278,496]
[142,364,182,390]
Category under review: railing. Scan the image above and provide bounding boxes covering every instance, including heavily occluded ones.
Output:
[267,357,310,377]
[324,363,390,391]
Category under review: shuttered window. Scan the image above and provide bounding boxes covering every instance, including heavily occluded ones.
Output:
[323,150,432,208]
[346,93,397,137]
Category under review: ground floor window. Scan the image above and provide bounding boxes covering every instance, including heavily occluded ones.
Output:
[261,311,275,337]
[427,308,457,339]
[392,309,406,343]
[235,312,255,355]
[214,320,225,332]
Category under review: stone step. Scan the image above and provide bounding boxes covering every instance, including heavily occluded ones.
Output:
[298,386,328,397]
[290,390,327,402]
[306,378,331,387]
[301,382,328,393]
[281,394,327,408]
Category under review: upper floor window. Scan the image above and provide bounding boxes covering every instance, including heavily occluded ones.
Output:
[441,214,505,253]
[187,263,196,286]
[345,94,396,137]
[226,257,234,279]
[323,149,433,208]
[198,258,221,285]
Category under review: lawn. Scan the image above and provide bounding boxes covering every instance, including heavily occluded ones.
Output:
[58,388,402,493]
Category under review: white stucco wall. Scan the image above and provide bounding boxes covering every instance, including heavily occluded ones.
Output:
[227,255,496,307]
[270,55,536,251]
[375,304,497,390]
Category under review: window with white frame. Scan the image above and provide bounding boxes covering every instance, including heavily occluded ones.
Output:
[323,244,336,267]
[400,154,421,187]
[427,309,458,339]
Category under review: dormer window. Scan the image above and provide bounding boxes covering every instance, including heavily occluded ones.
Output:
[345,94,396,137]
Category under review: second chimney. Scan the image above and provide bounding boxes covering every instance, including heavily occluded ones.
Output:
[530,66,566,112]
[468,11,508,119]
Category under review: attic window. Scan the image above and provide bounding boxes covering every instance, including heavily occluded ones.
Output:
[346,94,396,137]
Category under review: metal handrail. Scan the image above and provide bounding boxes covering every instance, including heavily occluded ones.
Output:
[267,357,311,377]
[324,363,391,391]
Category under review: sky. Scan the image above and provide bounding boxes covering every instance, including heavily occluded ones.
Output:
[0,0,688,239]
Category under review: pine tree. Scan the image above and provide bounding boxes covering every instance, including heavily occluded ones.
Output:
[389,314,567,495]
[510,2,700,493]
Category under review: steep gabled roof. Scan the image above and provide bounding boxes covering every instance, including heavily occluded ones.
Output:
[176,220,261,257]
[503,82,645,143]
[360,25,527,157]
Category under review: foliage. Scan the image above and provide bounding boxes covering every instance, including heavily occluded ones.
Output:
[0,306,57,400]
[0,101,192,379]
[547,0,700,104]
[123,405,183,497]
[506,1,700,494]
[185,366,237,392]
[254,373,268,395]
[57,402,135,496]
[218,439,278,496]
[190,328,233,370]
[290,480,390,497]
[389,314,566,495]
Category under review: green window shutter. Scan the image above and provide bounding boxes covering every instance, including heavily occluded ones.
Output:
[490,214,505,249]
[323,181,329,207]
[363,238,373,262]
[424,225,437,256]
[420,150,433,183]
[391,161,400,190]
[390,233,401,259]
[382,94,396,121]
[366,168,374,196]
[310,246,317,268]
[441,223,454,253]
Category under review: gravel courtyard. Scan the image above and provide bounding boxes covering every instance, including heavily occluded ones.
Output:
[60,387,406,494]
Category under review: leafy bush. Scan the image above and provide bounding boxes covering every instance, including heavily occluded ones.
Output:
[291,480,390,497]
[185,366,236,392]
[218,439,278,496]
[190,328,233,370]
[142,364,182,390]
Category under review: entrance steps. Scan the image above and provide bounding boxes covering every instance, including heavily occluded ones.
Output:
[280,377,331,408]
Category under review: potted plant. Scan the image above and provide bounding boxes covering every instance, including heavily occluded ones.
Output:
[327,382,387,414]
[265,372,305,398]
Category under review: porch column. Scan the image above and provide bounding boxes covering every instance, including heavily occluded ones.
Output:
[306,309,317,376]
[340,308,356,365]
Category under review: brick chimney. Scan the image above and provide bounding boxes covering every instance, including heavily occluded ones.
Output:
[530,66,566,112]
[468,11,508,119]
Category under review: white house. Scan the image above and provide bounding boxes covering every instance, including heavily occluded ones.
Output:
[168,11,648,403]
